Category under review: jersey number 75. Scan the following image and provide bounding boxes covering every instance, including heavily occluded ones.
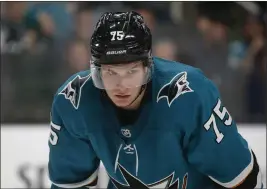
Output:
[203,99,233,144]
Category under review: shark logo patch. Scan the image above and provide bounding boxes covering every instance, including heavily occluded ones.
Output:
[59,74,91,109]
[157,72,193,107]
[109,164,188,189]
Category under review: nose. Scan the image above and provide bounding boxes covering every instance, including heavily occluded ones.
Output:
[115,76,129,88]
[115,85,128,94]
[113,79,130,93]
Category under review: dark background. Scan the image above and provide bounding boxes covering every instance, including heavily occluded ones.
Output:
[1,1,266,124]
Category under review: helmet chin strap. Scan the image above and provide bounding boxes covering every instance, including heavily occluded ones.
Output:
[124,84,147,108]
[124,65,151,108]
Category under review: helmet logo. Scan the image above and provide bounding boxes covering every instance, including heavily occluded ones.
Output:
[106,50,126,55]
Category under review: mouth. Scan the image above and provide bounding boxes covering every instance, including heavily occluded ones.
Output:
[115,94,131,99]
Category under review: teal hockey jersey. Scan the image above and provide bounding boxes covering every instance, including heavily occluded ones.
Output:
[48,57,260,189]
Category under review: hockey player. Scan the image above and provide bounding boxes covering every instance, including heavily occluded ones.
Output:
[48,11,263,189]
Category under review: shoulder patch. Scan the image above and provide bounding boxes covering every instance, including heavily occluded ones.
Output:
[157,71,193,107]
[59,74,91,109]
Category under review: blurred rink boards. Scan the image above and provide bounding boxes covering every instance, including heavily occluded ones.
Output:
[1,124,266,188]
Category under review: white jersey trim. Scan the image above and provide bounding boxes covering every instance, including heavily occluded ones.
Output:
[51,168,98,188]
[50,122,61,131]
[209,147,254,188]
[255,167,264,188]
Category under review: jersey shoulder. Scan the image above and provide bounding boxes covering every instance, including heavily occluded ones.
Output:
[55,70,91,96]
[51,70,94,138]
[153,57,221,131]
[153,56,216,105]
[53,70,92,109]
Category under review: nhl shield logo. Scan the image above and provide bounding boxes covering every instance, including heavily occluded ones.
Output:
[121,129,131,138]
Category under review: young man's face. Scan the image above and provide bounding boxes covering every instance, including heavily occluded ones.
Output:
[101,61,147,108]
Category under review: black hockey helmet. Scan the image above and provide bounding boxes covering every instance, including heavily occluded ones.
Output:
[90,11,153,90]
